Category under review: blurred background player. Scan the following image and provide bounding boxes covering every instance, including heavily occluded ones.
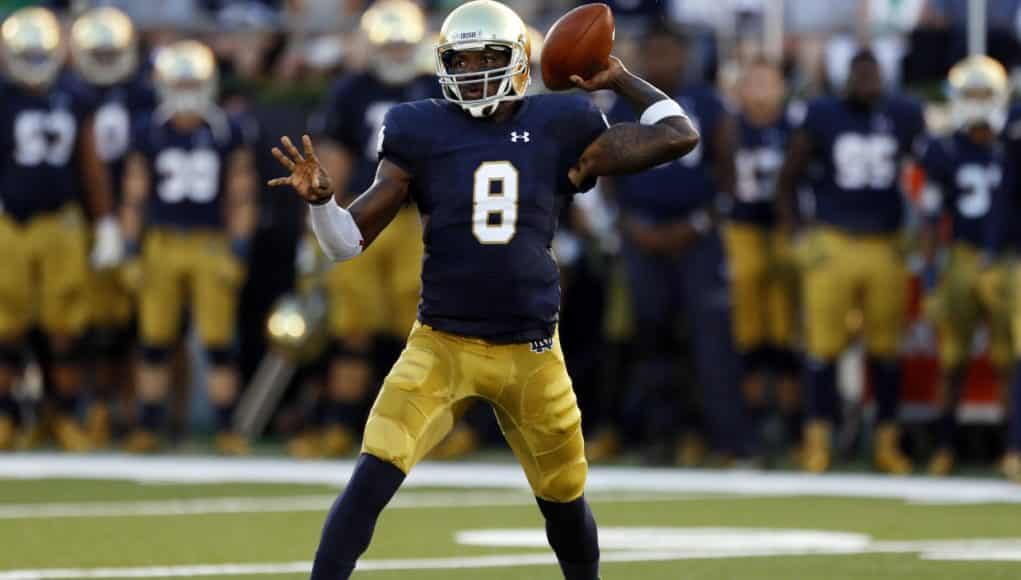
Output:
[0,6,122,452]
[293,0,438,459]
[725,57,802,458]
[120,40,257,455]
[775,49,927,474]
[607,22,746,465]
[919,55,1011,476]
[70,6,155,447]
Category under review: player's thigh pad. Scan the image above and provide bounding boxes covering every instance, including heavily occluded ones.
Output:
[767,228,799,348]
[491,336,586,503]
[0,214,33,341]
[932,245,982,368]
[724,223,769,351]
[362,323,459,473]
[36,205,90,337]
[138,231,186,348]
[192,233,243,349]
[87,267,134,329]
[326,246,386,338]
[860,234,908,358]
[801,228,856,360]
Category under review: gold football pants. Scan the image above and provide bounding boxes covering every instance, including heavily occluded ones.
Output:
[363,322,587,502]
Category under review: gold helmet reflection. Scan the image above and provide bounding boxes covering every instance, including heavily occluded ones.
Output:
[153,40,218,117]
[71,6,137,87]
[1,6,64,88]
[361,0,426,86]
[435,0,531,118]
[948,55,1009,132]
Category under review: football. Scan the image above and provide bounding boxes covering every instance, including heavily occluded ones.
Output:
[540,3,615,91]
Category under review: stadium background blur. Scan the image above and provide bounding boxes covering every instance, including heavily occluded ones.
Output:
[0,0,1019,477]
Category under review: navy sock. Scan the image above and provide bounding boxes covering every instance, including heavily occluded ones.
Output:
[804,357,838,422]
[53,392,78,415]
[140,401,166,432]
[1010,361,1021,452]
[536,495,600,580]
[0,393,16,419]
[213,403,235,433]
[310,453,405,580]
[870,358,901,423]
[936,366,966,450]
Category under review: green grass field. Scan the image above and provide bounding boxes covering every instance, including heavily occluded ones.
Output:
[1,454,1021,579]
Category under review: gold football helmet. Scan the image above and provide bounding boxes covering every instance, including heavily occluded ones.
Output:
[948,55,1009,132]
[70,6,138,87]
[153,40,218,118]
[435,0,531,118]
[361,0,426,86]
[1,6,64,88]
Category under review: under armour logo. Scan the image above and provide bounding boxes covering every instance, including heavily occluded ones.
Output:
[510,131,530,143]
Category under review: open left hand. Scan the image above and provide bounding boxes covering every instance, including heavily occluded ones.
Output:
[569,56,628,92]
[268,135,334,205]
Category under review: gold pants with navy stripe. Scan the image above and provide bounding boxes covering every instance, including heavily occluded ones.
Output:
[363,322,587,502]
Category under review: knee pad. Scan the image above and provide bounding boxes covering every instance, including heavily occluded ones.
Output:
[206,346,236,367]
[536,457,588,503]
[771,347,801,376]
[361,414,415,474]
[741,347,772,374]
[0,343,22,368]
[140,345,173,365]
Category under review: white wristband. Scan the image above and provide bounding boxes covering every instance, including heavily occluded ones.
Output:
[640,99,687,125]
[309,199,364,262]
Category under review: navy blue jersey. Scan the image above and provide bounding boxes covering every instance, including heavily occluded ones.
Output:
[798,95,926,233]
[730,103,800,226]
[86,75,156,201]
[380,95,608,342]
[609,84,728,222]
[0,73,99,222]
[920,132,1003,248]
[312,72,439,194]
[132,113,254,229]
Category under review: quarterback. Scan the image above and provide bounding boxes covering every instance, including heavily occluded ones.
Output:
[269,1,698,578]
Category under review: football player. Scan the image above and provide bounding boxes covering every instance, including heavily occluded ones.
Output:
[120,40,257,455]
[0,7,122,452]
[725,58,802,454]
[70,6,155,447]
[608,23,746,464]
[919,55,1011,476]
[775,49,927,474]
[268,1,698,577]
[293,0,439,459]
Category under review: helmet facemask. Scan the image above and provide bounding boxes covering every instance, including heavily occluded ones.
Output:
[6,46,62,88]
[436,40,529,118]
[371,41,420,86]
[76,45,137,86]
[951,85,1007,133]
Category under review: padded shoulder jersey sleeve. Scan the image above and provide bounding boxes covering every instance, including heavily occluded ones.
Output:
[918,138,947,218]
[377,103,422,174]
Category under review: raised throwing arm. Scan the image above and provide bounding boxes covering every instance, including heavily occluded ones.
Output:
[568,57,700,188]
[268,135,411,261]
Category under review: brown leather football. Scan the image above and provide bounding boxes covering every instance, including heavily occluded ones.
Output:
[540,3,614,91]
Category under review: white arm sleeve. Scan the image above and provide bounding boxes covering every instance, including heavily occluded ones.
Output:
[309,199,364,262]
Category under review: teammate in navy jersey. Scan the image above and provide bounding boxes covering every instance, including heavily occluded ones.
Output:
[291,0,441,460]
[268,2,698,578]
[69,6,156,447]
[120,40,257,456]
[606,24,746,465]
[775,49,927,474]
[919,56,1012,477]
[725,59,803,456]
[0,7,122,452]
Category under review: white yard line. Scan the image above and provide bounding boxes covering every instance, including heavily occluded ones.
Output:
[0,490,700,520]
[1,453,1021,504]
